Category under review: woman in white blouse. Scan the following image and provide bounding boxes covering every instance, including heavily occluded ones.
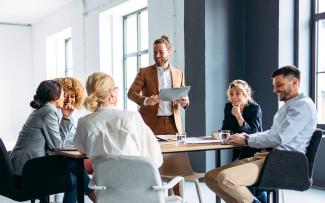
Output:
[74,72,163,168]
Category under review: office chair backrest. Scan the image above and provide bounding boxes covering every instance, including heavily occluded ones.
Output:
[0,138,16,197]
[305,129,322,178]
[92,155,164,203]
[159,152,194,176]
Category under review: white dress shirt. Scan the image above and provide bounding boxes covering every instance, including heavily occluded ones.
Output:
[248,93,317,154]
[157,66,173,116]
[74,106,163,168]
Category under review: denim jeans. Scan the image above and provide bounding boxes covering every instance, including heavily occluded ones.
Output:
[63,158,93,203]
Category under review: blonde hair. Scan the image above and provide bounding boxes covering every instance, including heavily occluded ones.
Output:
[227,80,254,103]
[153,35,173,50]
[56,77,85,109]
[84,72,115,112]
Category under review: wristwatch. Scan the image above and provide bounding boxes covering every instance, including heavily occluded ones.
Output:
[244,134,249,145]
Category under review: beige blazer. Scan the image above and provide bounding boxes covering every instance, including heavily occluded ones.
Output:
[127,64,188,133]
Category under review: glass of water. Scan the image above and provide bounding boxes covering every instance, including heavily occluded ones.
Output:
[219,130,232,144]
[176,132,187,145]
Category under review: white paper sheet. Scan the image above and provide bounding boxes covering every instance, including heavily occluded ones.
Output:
[185,137,220,144]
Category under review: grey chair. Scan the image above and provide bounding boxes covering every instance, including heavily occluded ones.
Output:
[253,129,323,203]
[0,138,72,202]
[89,155,185,203]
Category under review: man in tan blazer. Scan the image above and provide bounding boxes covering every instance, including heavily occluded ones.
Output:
[128,35,189,135]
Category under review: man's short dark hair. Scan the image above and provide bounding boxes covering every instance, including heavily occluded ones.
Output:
[272,65,300,81]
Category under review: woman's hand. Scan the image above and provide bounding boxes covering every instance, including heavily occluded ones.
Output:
[231,104,245,127]
[62,103,74,119]
[231,104,241,118]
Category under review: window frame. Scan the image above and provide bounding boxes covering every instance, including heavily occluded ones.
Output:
[64,37,73,77]
[311,0,325,127]
[122,8,148,110]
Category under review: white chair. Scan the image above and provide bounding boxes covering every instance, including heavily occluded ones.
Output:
[88,155,185,203]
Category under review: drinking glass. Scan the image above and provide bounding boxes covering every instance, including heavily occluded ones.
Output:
[219,130,231,144]
[176,132,187,145]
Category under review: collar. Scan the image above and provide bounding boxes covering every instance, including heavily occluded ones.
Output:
[285,92,305,104]
[157,64,172,72]
[96,106,117,111]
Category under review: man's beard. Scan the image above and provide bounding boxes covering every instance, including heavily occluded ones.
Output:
[155,57,168,67]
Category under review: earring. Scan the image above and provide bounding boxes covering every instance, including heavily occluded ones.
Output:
[109,95,117,105]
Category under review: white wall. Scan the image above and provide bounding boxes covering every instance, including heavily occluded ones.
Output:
[2,0,185,148]
[0,25,34,149]
[32,0,84,84]
[84,0,184,74]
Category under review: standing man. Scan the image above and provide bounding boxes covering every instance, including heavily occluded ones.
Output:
[205,65,317,203]
[128,35,189,135]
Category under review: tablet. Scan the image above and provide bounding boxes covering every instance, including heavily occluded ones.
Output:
[159,86,191,101]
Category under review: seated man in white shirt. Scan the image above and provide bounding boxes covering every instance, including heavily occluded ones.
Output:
[205,65,317,203]
[74,72,163,168]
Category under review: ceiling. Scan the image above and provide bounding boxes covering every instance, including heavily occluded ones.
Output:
[0,0,75,25]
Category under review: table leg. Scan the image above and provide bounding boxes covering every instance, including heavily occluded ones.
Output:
[215,150,221,203]
[76,158,84,203]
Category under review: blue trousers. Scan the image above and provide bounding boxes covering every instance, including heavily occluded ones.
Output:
[63,158,93,203]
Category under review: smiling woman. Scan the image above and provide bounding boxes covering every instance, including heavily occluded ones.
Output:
[222,79,263,160]
[56,77,85,109]
[56,77,85,145]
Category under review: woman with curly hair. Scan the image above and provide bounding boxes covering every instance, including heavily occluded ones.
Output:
[56,77,85,146]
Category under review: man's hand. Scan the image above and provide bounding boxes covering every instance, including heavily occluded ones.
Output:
[62,103,74,119]
[175,96,189,107]
[146,95,161,106]
[227,133,247,145]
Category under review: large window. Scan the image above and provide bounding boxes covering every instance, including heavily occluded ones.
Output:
[46,28,73,79]
[99,0,148,110]
[65,38,73,76]
[123,8,149,111]
[312,0,325,124]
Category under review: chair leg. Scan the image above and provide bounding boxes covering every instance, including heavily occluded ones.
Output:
[272,190,279,203]
[194,179,203,203]
[39,196,50,203]
[266,191,271,203]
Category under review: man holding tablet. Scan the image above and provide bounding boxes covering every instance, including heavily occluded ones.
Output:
[128,35,189,135]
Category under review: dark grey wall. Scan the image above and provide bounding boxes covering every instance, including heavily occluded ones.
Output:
[184,0,207,171]
[184,0,284,172]
[184,0,205,136]
[244,0,279,129]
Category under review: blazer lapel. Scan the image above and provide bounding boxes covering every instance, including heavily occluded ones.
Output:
[150,65,159,92]
[170,66,177,88]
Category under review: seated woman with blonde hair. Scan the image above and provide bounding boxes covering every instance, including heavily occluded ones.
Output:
[74,72,163,168]
[222,79,263,160]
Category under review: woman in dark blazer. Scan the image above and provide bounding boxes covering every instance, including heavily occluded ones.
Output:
[10,80,95,203]
[222,80,263,160]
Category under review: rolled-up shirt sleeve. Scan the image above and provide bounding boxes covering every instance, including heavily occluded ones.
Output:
[247,100,315,150]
